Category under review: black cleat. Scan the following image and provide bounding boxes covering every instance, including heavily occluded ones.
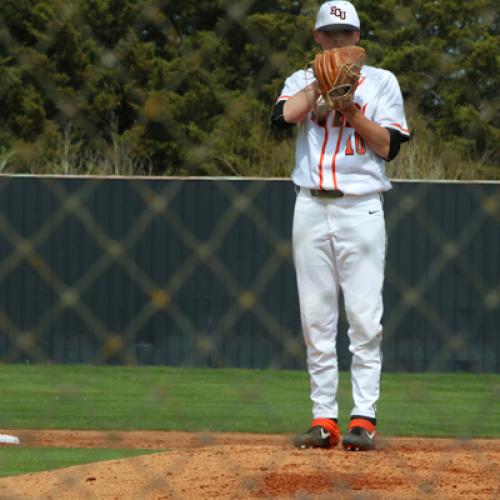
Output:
[293,422,340,449]
[342,426,376,451]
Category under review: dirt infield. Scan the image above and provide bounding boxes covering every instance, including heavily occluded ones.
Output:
[0,430,499,498]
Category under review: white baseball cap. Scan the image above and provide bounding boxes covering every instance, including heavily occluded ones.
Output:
[315,1,360,32]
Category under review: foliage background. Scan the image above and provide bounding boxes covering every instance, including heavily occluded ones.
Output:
[0,0,498,178]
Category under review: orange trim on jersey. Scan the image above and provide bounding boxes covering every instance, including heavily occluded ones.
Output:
[389,123,410,134]
[349,418,376,433]
[357,76,366,87]
[331,112,345,190]
[318,122,329,189]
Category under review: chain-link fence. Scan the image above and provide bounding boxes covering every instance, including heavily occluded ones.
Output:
[1,0,499,497]
[0,174,499,497]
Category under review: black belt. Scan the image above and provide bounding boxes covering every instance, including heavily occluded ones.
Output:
[297,187,344,198]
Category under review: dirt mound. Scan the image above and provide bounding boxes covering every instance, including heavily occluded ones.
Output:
[0,431,498,498]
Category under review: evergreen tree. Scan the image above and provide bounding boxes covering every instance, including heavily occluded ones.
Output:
[0,0,497,175]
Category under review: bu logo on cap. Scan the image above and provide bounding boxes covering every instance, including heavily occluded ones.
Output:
[330,7,346,20]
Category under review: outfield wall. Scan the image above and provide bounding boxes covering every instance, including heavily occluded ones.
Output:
[0,176,498,372]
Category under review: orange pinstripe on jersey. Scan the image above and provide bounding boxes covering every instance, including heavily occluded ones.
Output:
[331,112,345,189]
[318,122,329,189]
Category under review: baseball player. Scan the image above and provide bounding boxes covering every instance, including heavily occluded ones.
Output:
[272,1,410,451]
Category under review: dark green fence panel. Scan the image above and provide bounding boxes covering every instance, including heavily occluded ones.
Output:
[0,176,498,372]
[384,181,499,373]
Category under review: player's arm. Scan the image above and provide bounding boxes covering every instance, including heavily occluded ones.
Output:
[340,104,391,159]
[271,83,320,129]
[344,70,411,160]
[282,84,320,123]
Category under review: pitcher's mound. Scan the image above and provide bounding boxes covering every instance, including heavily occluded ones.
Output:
[0,431,498,498]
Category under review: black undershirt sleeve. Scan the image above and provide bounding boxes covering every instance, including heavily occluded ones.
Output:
[271,100,295,130]
[385,127,410,161]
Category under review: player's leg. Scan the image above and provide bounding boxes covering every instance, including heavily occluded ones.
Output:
[331,193,385,450]
[292,191,341,448]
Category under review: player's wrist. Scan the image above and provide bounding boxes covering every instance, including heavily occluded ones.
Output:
[340,103,359,119]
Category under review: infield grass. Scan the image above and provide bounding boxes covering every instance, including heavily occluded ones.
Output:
[0,448,159,478]
[0,364,498,438]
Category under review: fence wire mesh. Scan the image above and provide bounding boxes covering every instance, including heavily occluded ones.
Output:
[0,176,498,498]
[0,0,499,498]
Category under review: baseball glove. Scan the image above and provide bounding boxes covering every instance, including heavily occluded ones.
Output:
[312,46,365,110]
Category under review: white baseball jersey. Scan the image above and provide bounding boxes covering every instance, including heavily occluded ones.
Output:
[277,65,410,195]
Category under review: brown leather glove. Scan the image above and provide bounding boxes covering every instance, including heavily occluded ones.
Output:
[312,46,366,110]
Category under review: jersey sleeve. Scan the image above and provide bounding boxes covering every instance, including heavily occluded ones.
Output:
[276,70,314,104]
[372,72,410,138]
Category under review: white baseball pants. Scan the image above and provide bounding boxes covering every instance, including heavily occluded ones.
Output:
[293,188,386,420]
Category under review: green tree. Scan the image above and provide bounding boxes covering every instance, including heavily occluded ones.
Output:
[0,0,498,176]
[356,0,499,162]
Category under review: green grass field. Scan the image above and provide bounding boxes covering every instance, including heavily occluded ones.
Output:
[0,365,499,477]
[0,448,159,478]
